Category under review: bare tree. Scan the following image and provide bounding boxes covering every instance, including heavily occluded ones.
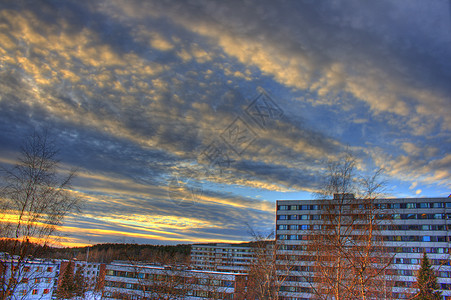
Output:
[247,228,291,300]
[308,152,393,300]
[105,261,194,300]
[106,244,193,300]
[0,131,81,299]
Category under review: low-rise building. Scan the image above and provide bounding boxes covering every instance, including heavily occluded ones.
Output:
[191,243,255,273]
[0,253,59,299]
[103,261,250,299]
[58,260,106,292]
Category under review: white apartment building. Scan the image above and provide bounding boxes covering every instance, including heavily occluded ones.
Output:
[191,243,255,273]
[75,260,105,291]
[0,253,60,300]
[276,195,451,300]
[57,260,106,292]
[103,261,249,299]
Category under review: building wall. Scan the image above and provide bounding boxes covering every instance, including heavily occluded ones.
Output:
[74,261,106,291]
[275,196,451,300]
[57,260,106,293]
[191,243,254,273]
[0,255,59,300]
[103,262,248,299]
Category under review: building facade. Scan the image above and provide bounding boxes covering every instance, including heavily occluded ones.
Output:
[276,195,451,300]
[57,260,106,293]
[191,243,255,273]
[0,254,59,300]
[103,261,250,299]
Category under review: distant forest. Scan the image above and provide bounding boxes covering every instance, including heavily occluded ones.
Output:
[49,243,192,264]
[0,239,191,264]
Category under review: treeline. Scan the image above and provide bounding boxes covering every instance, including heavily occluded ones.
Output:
[0,239,191,264]
[0,238,52,257]
[47,243,192,264]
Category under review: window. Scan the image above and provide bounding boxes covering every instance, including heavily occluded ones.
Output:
[22,278,29,283]
[437,236,446,242]
[23,266,30,272]
[440,271,449,278]
[279,205,289,210]
[35,278,40,284]
[46,267,53,272]
[423,236,431,242]
[278,215,287,220]
[43,289,49,294]
[32,289,38,295]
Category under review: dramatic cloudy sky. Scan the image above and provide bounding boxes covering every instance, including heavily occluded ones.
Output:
[1,0,450,247]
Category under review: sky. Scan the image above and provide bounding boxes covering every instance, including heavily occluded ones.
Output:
[0,0,450,247]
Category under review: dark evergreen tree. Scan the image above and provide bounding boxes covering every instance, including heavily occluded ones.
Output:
[73,265,86,297]
[413,253,442,299]
[57,261,75,299]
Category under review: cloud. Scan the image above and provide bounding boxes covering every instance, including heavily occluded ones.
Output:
[369,147,451,189]
[0,0,449,245]
[108,0,450,134]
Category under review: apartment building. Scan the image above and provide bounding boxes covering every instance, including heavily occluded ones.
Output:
[103,261,250,299]
[276,195,451,300]
[191,243,255,273]
[0,253,59,299]
[58,260,106,292]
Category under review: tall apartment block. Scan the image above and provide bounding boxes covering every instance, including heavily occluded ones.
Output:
[191,243,255,273]
[276,195,451,300]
